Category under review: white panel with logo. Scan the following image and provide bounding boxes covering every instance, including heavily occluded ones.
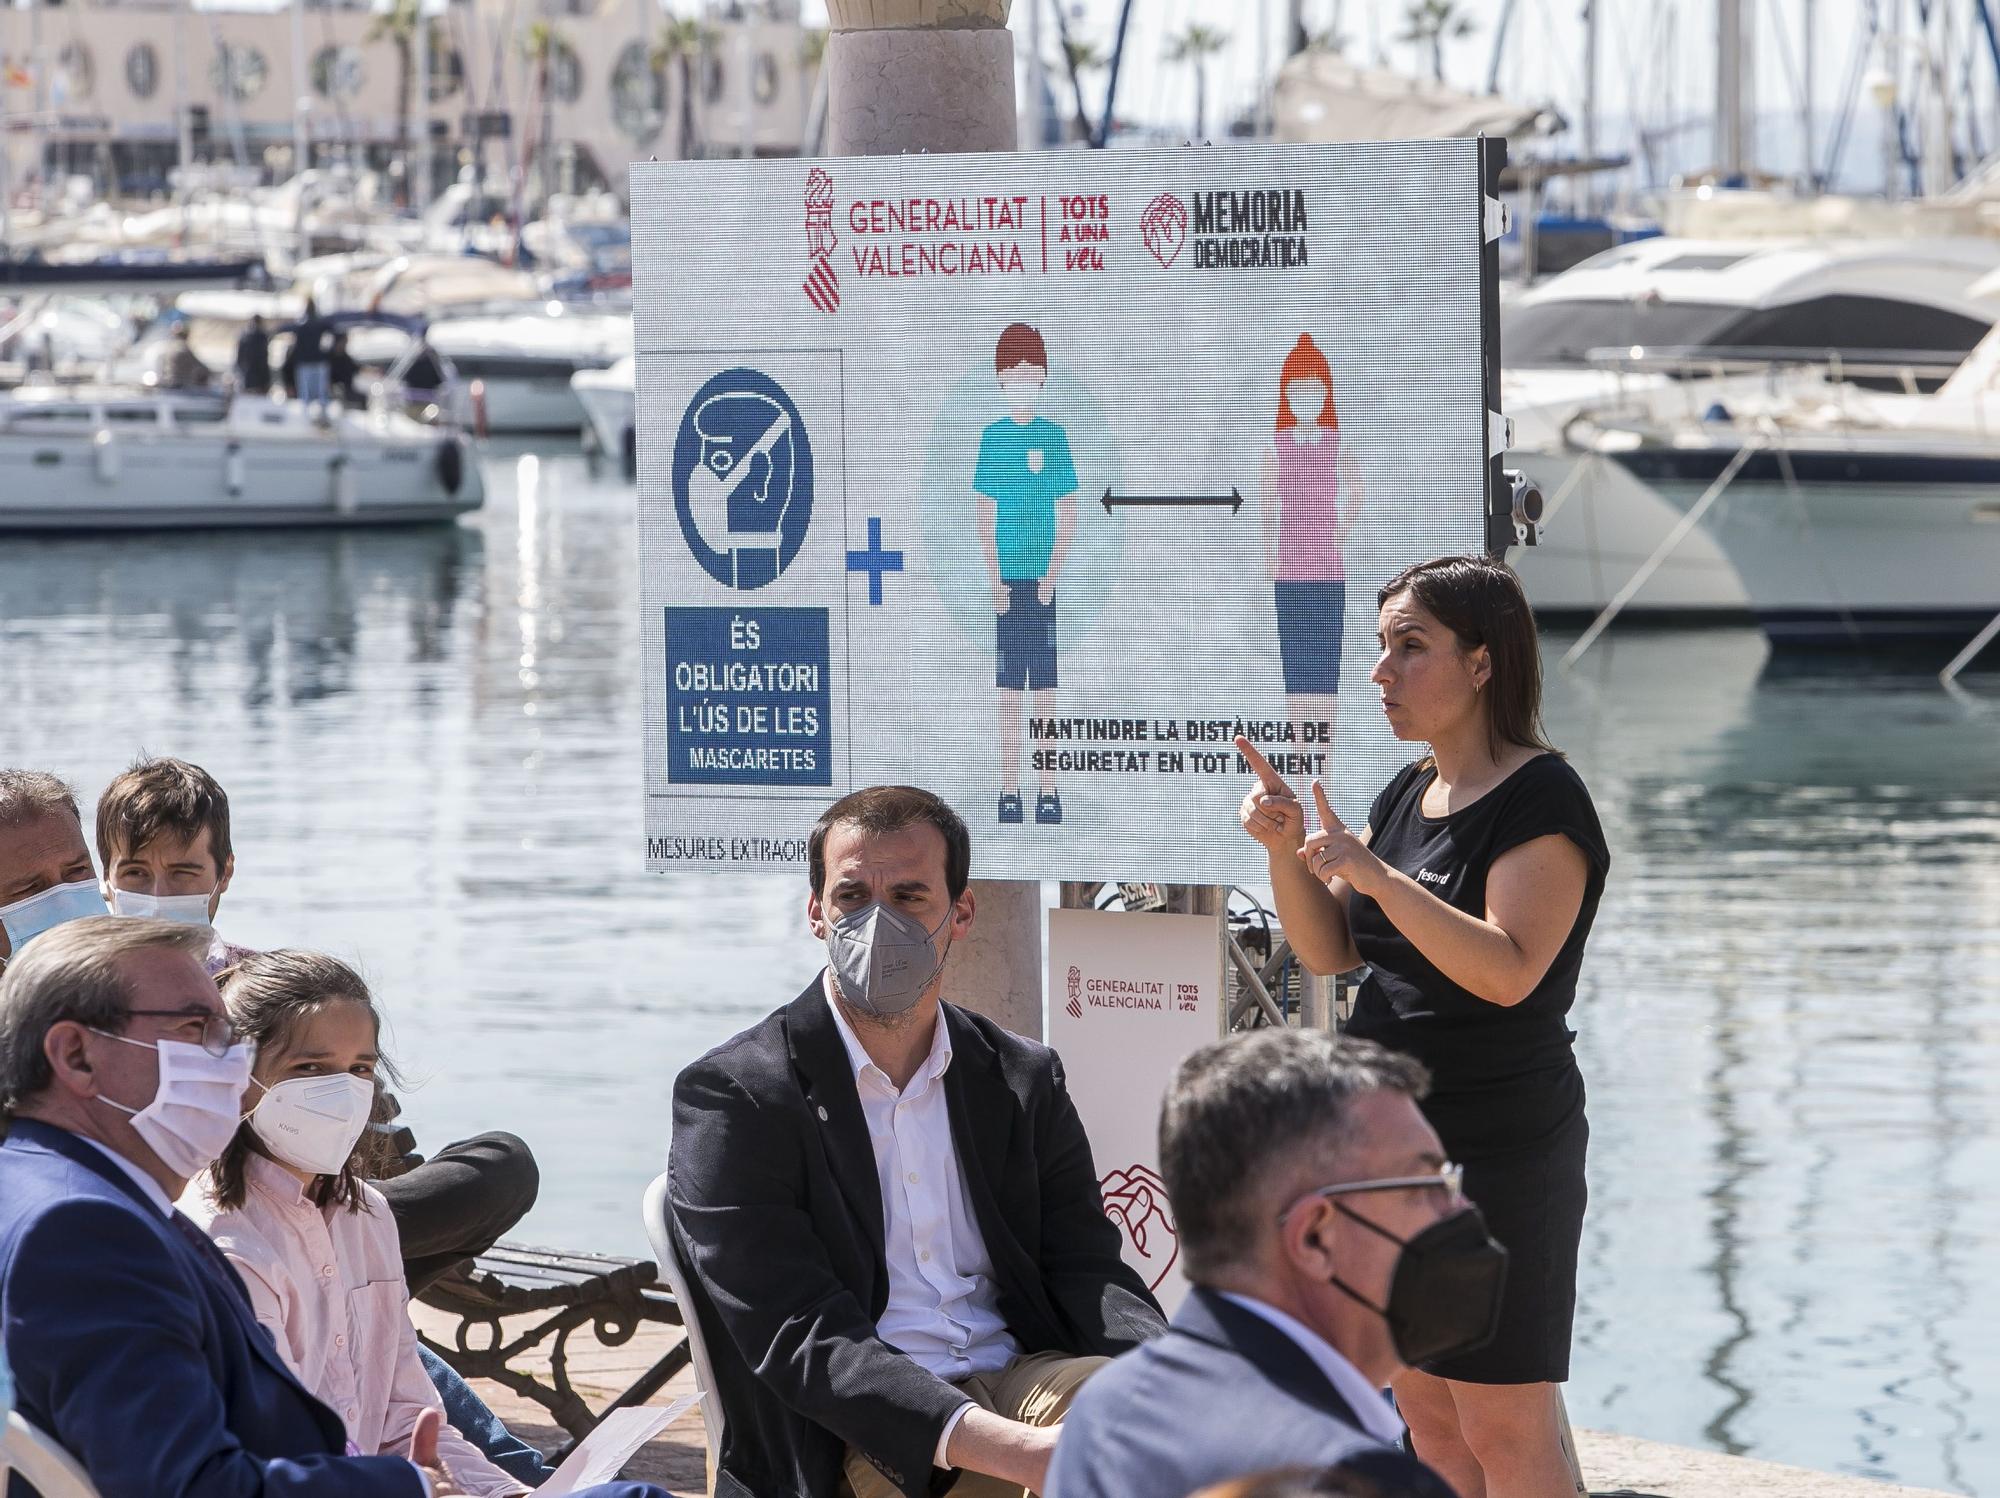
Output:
[1045,907,1224,1314]
[632,141,1497,881]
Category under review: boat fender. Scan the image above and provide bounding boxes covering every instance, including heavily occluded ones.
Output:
[225,442,245,497]
[331,453,358,515]
[469,379,489,439]
[92,428,120,483]
[621,425,637,480]
[436,438,465,496]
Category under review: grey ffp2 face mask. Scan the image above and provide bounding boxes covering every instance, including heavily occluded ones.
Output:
[824,901,953,1018]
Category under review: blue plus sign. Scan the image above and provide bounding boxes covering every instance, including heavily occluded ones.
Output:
[846,517,904,606]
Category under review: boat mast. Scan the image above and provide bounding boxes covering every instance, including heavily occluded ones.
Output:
[1485,0,1517,94]
[1255,0,1269,137]
[1582,0,1598,208]
[1802,0,1816,188]
[171,0,191,233]
[1717,0,1755,177]
[1092,0,1136,147]
[415,0,432,215]
[29,0,45,213]
[290,0,309,261]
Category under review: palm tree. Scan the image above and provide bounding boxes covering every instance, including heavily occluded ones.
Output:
[1163,23,1229,141]
[1045,0,1102,144]
[520,20,568,207]
[1053,35,1104,143]
[367,0,423,198]
[1397,0,1473,84]
[651,16,713,162]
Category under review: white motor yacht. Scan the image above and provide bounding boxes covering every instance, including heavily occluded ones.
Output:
[1567,319,2000,650]
[0,386,481,529]
[572,356,635,474]
[1504,236,2000,617]
[428,308,632,434]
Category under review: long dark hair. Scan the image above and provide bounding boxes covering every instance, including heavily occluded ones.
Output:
[208,949,400,1213]
[1377,555,1556,762]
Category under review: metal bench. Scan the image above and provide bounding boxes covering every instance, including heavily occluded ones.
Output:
[415,1241,691,1449]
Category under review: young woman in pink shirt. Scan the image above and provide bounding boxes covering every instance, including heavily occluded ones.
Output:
[181,950,533,1498]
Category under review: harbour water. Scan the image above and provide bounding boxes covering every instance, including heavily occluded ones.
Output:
[1,442,1996,1494]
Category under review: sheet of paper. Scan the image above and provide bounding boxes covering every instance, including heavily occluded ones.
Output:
[534,1395,701,1495]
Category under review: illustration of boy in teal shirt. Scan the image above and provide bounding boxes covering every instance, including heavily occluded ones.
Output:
[975,322,1078,826]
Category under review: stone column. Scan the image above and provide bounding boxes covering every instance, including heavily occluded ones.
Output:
[824,0,1018,158]
[943,879,1044,1038]
[825,0,1039,1035]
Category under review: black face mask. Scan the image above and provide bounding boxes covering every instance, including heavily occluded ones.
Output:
[1327,1203,1509,1369]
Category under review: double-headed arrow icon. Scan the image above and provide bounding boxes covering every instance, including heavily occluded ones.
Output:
[1100,486,1244,515]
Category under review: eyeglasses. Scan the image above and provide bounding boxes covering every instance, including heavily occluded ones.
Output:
[123,1008,240,1058]
[1278,1162,1464,1223]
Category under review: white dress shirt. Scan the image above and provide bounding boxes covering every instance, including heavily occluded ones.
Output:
[1217,1291,1407,1446]
[824,977,1019,1465]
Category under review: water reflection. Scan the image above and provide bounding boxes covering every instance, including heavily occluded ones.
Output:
[0,523,482,709]
[0,459,1995,1493]
[1550,629,2000,1493]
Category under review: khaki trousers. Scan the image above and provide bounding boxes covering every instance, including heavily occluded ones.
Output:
[842,1350,1108,1498]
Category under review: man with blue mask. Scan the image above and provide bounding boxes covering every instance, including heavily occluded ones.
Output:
[667,785,1166,1498]
[0,769,109,972]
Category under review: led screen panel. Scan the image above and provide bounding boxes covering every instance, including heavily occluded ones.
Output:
[634,139,1498,882]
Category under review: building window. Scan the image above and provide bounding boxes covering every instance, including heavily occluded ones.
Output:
[546,38,583,104]
[752,50,778,105]
[426,32,464,102]
[210,43,269,102]
[610,40,664,143]
[126,43,159,100]
[310,44,365,100]
[55,42,94,103]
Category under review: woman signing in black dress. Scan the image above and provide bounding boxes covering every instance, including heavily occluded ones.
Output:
[1235,555,1607,1498]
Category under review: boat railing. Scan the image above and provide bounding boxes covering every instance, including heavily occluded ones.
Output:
[1580,344,1963,394]
[1572,345,1972,430]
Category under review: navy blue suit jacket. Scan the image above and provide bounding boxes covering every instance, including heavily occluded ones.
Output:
[0,1119,424,1498]
[1046,1288,1456,1498]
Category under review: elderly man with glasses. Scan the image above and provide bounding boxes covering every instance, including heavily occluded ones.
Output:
[0,917,475,1498]
[1046,1030,1503,1498]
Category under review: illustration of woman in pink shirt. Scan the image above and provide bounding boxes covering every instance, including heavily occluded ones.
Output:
[1259,333,1364,742]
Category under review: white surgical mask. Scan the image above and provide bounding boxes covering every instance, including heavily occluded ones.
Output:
[247,1073,374,1176]
[108,886,215,930]
[89,1030,255,1179]
[0,879,109,953]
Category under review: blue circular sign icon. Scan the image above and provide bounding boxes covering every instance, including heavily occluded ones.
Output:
[672,368,814,590]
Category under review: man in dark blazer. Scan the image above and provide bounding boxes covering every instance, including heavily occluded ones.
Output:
[667,785,1165,1498]
[0,917,440,1498]
[1045,1031,1468,1498]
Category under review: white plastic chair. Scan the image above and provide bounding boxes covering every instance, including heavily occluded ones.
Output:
[642,1170,723,1495]
[0,1410,102,1498]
